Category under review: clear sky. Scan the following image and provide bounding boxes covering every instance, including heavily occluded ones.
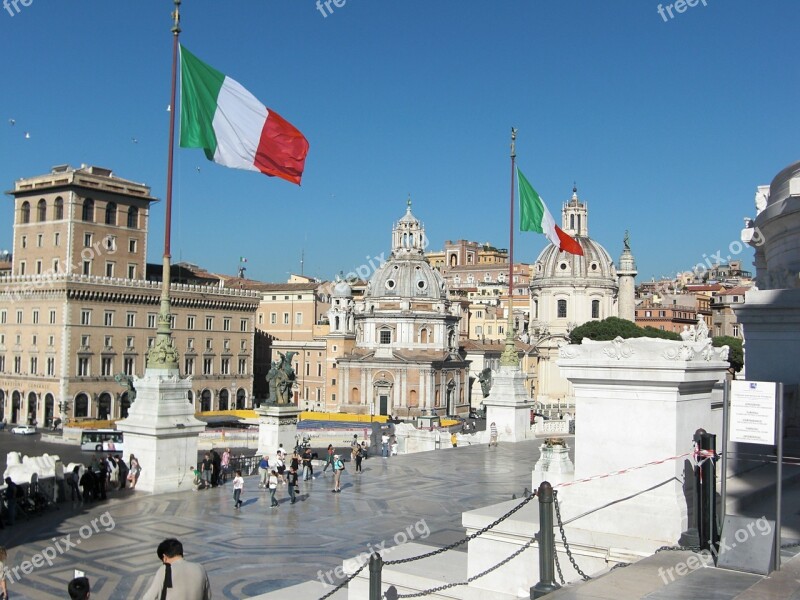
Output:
[1,1,797,283]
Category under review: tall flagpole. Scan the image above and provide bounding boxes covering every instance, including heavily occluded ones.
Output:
[501,127,520,367]
[148,0,181,371]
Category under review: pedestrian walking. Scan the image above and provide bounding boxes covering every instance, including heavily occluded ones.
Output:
[381,433,390,458]
[355,445,363,473]
[451,432,458,448]
[302,448,313,481]
[128,454,141,488]
[232,470,244,509]
[275,454,286,484]
[221,448,232,484]
[200,453,212,489]
[322,445,335,473]
[331,455,344,493]
[489,421,498,448]
[68,465,81,501]
[258,455,270,488]
[287,466,299,504]
[268,470,279,507]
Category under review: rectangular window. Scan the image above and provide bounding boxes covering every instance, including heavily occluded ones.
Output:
[127,264,136,279]
[105,236,115,251]
[187,338,195,350]
[223,339,230,351]
[37,234,42,247]
[187,316,196,330]
[104,311,113,327]
[54,232,60,246]
[126,312,135,327]
[170,315,176,329]
[77,357,89,377]
[238,358,247,375]
[53,258,60,273]
[240,339,246,351]
[126,336,134,348]
[35,260,42,274]
[205,317,213,330]
[147,313,157,328]
[46,357,55,376]
[84,233,92,247]
[105,262,115,278]
[205,339,213,350]
[49,310,56,324]
[240,318,248,332]
[305,362,310,376]
[221,358,230,375]
[223,318,231,332]
[14,356,21,374]
[203,358,213,375]
[48,335,54,346]
[15,310,22,324]
[732,324,740,337]
[124,357,135,376]
[317,363,322,376]
[148,337,155,348]
[0,310,6,324]
[0,356,5,373]
[101,357,113,376]
[31,334,37,347]
[380,330,391,344]
[295,312,303,325]
[270,313,277,324]
[557,299,567,319]
[104,335,112,348]
[82,260,90,275]
[283,313,289,325]
[184,357,195,376]
[81,335,89,347]
[21,236,27,249]
[332,378,336,386]
[129,239,137,253]
[32,310,39,324]
[80,309,91,325]
[30,356,37,375]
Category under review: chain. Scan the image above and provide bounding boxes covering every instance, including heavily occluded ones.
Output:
[609,562,630,571]
[384,491,537,566]
[781,540,800,549]
[396,533,538,598]
[553,542,565,585]
[316,560,368,600]
[553,491,591,581]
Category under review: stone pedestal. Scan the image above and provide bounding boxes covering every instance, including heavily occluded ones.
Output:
[255,405,302,457]
[556,336,729,547]
[532,440,574,490]
[483,365,533,442]
[115,367,206,494]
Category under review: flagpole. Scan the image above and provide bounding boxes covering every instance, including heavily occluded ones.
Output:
[501,127,520,367]
[148,0,181,371]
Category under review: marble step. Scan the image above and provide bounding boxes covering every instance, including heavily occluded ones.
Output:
[249,580,348,600]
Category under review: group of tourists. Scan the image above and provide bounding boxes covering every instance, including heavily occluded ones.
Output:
[196,448,233,490]
[65,453,141,504]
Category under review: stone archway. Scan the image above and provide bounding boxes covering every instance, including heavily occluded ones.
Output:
[236,388,246,409]
[27,391,37,424]
[200,389,212,412]
[373,377,394,417]
[219,389,229,411]
[44,393,55,427]
[0,390,5,422]
[74,393,89,418]
[120,392,131,418]
[98,392,112,420]
[11,391,21,423]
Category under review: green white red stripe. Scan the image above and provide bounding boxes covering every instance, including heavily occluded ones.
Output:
[518,167,583,256]
[179,45,309,185]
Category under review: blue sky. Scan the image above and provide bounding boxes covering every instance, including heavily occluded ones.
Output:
[1,1,797,283]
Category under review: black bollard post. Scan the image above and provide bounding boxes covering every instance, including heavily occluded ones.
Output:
[694,429,719,555]
[531,481,561,599]
[369,553,383,600]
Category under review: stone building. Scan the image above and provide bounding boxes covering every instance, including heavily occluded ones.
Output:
[528,187,635,409]
[0,165,260,425]
[335,203,470,417]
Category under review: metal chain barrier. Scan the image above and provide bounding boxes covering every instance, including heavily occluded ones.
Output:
[553,542,565,585]
[553,491,591,581]
[781,540,800,549]
[395,533,540,598]
[384,490,538,566]
[316,560,369,600]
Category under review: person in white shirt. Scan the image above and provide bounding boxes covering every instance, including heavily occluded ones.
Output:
[268,471,279,507]
[233,470,244,509]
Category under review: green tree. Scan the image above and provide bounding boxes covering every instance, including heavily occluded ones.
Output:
[712,336,743,375]
[568,317,681,344]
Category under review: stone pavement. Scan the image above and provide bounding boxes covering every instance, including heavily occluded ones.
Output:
[0,439,541,600]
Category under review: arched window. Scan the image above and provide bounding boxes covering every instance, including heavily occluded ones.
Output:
[350,387,360,404]
[54,197,64,220]
[75,393,89,418]
[449,255,457,267]
[557,299,567,318]
[420,328,429,344]
[570,214,575,230]
[20,201,30,224]
[591,299,600,319]
[105,202,117,225]
[408,390,418,407]
[37,199,47,222]
[82,198,94,222]
[127,206,138,228]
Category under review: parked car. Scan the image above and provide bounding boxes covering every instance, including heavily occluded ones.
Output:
[11,424,36,435]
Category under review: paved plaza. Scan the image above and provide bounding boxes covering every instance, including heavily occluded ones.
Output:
[0,439,543,599]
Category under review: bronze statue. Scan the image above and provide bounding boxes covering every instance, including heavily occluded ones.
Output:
[478,368,493,398]
[623,230,631,251]
[266,351,298,405]
[114,372,137,403]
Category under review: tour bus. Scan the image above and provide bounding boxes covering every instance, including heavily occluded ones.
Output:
[80,429,124,453]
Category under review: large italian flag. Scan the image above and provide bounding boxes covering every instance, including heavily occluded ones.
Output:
[179,46,309,185]
[518,167,584,256]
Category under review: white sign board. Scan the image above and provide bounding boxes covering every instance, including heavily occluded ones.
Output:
[730,380,777,445]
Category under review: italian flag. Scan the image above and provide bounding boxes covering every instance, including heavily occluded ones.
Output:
[179,46,309,185]
[518,168,584,256]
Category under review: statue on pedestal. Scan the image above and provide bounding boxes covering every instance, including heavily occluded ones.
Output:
[266,351,297,405]
[478,368,493,398]
[114,372,137,403]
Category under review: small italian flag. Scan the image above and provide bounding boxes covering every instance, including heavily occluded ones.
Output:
[179,46,309,185]
[518,168,584,256]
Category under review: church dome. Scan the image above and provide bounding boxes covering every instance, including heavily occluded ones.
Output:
[365,201,448,301]
[332,278,352,298]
